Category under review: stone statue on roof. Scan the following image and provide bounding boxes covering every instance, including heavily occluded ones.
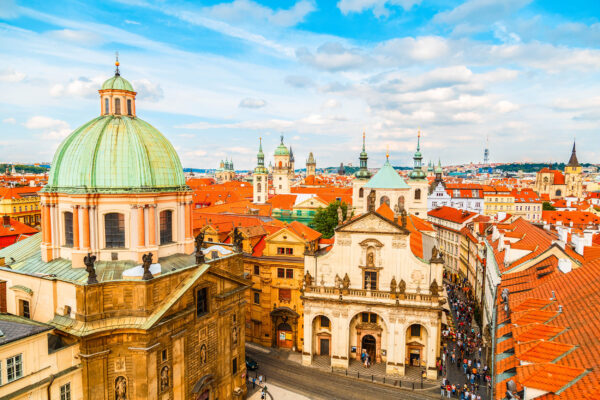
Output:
[233,227,243,252]
[304,271,313,288]
[367,190,376,212]
[342,273,350,289]
[429,279,439,296]
[195,232,205,264]
[390,276,397,293]
[398,279,406,295]
[84,253,98,284]
[142,253,154,280]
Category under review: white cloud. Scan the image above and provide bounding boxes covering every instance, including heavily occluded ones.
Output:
[0,68,26,83]
[297,42,368,71]
[0,0,18,19]
[285,75,314,88]
[433,0,532,27]
[337,0,421,17]
[46,29,105,46]
[124,19,140,25]
[205,0,315,27]
[49,76,105,98]
[495,100,519,113]
[239,97,267,109]
[133,79,164,101]
[2,118,16,124]
[24,116,71,140]
[322,99,340,109]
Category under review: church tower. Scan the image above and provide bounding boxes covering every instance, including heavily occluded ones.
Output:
[407,130,428,217]
[253,137,268,204]
[352,131,372,212]
[565,141,583,198]
[306,152,316,176]
[273,135,291,194]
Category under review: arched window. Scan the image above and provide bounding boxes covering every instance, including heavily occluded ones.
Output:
[359,187,364,198]
[105,213,125,248]
[127,99,132,115]
[555,189,561,196]
[64,212,73,247]
[278,161,282,168]
[257,182,261,193]
[114,98,121,115]
[379,196,390,206]
[160,210,173,244]
[104,98,109,115]
[398,195,405,211]
[415,189,421,200]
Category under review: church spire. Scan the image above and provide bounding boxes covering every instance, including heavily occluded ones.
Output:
[356,130,371,179]
[567,140,579,167]
[409,129,426,180]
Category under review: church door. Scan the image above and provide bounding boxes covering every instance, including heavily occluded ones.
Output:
[362,335,377,363]
[319,338,330,356]
[277,322,293,349]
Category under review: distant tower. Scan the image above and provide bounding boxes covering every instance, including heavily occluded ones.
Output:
[253,138,268,204]
[306,152,316,176]
[564,141,583,198]
[408,130,428,217]
[289,146,295,173]
[338,163,345,175]
[352,131,372,212]
[483,135,490,165]
[273,135,291,194]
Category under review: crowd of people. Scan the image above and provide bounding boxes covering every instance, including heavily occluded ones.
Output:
[439,275,491,400]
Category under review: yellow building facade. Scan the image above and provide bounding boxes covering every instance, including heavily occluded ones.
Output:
[0,188,42,228]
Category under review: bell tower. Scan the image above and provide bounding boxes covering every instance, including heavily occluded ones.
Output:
[253,138,268,204]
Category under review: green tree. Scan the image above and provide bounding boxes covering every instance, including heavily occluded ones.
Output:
[542,201,556,211]
[312,200,350,239]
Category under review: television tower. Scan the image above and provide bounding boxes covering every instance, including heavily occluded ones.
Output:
[483,135,489,165]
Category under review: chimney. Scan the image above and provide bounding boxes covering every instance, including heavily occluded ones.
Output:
[0,280,6,313]
[2,215,9,228]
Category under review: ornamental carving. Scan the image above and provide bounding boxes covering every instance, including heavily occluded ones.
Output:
[115,376,127,400]
[160,366,169,392]
[199,344,207,364]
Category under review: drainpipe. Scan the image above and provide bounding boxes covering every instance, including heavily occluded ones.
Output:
[47,374,55,399]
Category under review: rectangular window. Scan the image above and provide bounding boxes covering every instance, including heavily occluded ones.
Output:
[279,288,291,302]
[363,271,377,290]
[277,268,285,278]
[361,312,376,323]
[7,354,23,382]
[60,383,71,400]
[160,210,173,244]
[277,247,285,255]
[370,313,377,323]
[127,99,132,115]
[232,357,238,374]
[161,349,167,362]
[411,325,421,337]
[64,212,73,246]
[196,287,208,317]
[320,316,330,328]
[105,213,125,248]
[285,248,293,255]
[285,269,293,279]
[253,265,260,275]
[362,312,369,323]
[253,292,260,304]
[19,300,30,319]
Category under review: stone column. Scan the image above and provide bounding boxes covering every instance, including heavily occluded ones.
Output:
[82,206,90,250]
[148,204,156,247]
[137,206,145,248]
[184,201,191,239]
[302,311,313,366]
[42,204,51,244]
[331,313,349,369]
[72,205,80,250]
[426,321,438,379]
[385,319,405,376]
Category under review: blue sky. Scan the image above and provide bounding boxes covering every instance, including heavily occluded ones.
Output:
[1,0,600,169]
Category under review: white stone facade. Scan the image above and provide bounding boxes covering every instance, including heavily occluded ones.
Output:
[428,182,484,214]
[302,212,444,379]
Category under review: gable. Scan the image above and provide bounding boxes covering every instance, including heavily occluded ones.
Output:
[294,196,328,209]
[337,212,405,234]
[266,227,305,244]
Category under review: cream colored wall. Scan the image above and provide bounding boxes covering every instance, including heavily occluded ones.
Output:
[264,230,305,257]
[361,181,428,217]
[253,173,268,204]
[0,332,81,400]
[0,271,78,322]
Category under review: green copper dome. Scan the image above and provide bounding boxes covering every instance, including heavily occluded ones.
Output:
[101,75,134,92]
[274,135,289,156]
[43,116,188,194]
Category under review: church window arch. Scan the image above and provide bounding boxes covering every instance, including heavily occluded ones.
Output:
[555,189,562,196]
[359,187,364,198]
[127,99,132,115]
[114,98,121,115]
[257,182,261,193]
[64,211,73,247]
[104,98,109,115]
[414,189,421,200]
[398,195,405,211]
[379,196,390,207]
[160,210,173,244]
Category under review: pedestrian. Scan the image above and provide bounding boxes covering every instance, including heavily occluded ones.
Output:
[252,377,256,389]
[446,384,452,398]
[259,375,263,385]
[478,346,482,358]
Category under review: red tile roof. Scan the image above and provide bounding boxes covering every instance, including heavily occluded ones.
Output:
[427,206,477,224]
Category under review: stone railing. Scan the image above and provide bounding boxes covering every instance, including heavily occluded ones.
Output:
[305,286,437,303]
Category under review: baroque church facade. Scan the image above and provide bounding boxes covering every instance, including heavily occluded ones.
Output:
[0,62,249,400]
[301,211,444,379]
[534,142,583,199]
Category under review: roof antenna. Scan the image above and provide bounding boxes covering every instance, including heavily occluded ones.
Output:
[115,51,120,76]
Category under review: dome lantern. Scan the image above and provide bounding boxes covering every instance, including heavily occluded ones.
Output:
[99,55,137,117]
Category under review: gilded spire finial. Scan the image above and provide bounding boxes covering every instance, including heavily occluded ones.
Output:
[362,130,366,151]
[386,145,389,161]
[417,129,421,151]
[115,51,120,76]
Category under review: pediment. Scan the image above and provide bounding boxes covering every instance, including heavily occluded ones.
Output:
[337,212,405,234]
